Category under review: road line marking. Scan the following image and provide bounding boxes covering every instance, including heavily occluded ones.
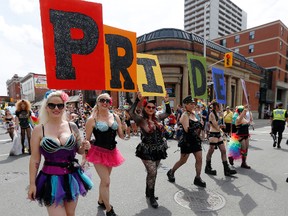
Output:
[0,139,12,142]
[0,153,9,157]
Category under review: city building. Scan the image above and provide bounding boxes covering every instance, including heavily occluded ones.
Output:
[213,20,288,112]
[137,28,264,118]
[184,0,247,40]
[6,74,22,102]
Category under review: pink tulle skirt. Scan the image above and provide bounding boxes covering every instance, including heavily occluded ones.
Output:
[86,146,125,167]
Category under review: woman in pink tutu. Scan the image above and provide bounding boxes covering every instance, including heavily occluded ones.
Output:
[85,93,124,216]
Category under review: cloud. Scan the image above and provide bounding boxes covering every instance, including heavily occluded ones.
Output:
[9,0,37,14]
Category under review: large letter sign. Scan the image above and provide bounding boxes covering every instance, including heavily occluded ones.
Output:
[137,53,166,97]
[212,67,226,104]
[104,25,137,92]
[40,0,105,90]
[187,54,207,99]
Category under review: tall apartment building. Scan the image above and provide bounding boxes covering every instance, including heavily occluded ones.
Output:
[184,0,247,40]
[213,20,288,112]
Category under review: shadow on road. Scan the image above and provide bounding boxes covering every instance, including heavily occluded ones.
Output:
[0,154,28,164]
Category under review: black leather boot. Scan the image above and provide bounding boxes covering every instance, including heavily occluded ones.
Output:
[194,177,206,187]
[205,160,217,175]
[106,206,116,216]
[228,156,234,166]
[149,189,158,208]
[241,156,251,169]
[223,161,237,176]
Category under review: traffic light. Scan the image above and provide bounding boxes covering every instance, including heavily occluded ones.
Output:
[224,52,233,67]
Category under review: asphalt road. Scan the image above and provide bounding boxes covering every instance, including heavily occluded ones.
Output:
[1,119,288,216]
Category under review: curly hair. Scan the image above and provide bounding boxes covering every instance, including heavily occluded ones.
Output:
[15,99,31,112]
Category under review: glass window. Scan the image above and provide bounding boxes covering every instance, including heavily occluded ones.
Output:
[249,44,254,53]
[234,48,239,53]
[220,39,226,47]
[235,35,240,43]
[249,31,255,40]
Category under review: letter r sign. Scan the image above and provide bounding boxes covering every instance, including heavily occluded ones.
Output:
[39,0,105,90]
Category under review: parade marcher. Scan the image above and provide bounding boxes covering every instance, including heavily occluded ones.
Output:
[223,106,233,137]
[129,92,171,209]
[3,109,15,141]
[15,99,33,154]
[167,96,206,187]
[205,101,237,176]
[85,93,124,216]
[228,105,251,168]
[270,102,288,148]
[28,90,93,215]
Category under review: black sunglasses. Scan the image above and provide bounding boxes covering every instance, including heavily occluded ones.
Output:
[99,98,111,104]
[146,105,156,110]
[47,103,65,110]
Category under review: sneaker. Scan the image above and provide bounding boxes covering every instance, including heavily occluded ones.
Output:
[167,169,175,182]
[194,177,206,187]
[98,201,105,209]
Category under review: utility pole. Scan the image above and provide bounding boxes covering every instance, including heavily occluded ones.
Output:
[203,0,211,57]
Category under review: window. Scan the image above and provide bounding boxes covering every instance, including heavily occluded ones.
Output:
[234,48,239,53]
[235,35,240,43]
[249,31,255,40]
[249,44,254,53]
[220,39,227,47]
[280,41,283,50]
[281,26,284,36]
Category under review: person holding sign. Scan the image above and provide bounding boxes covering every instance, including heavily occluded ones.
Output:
[167,96,206,187]
[129,92,171,209]
[28,90,93,215]
[205,101,237,176]
[85,93,124,216]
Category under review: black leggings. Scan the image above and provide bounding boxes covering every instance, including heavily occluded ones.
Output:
[21,127,31,150]
[142,160,160,190]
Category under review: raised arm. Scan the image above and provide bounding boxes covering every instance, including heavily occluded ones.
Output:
[158,94,172,120]
[128,94,142,125]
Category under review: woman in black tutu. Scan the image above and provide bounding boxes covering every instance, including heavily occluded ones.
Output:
[129,92,171,208]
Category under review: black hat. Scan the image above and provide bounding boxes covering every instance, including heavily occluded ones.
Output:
[147,99,156,105]
[182,95,195,104]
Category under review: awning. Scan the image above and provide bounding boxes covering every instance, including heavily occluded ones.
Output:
[67,95,80,103]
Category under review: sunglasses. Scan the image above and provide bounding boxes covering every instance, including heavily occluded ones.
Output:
[99,98,111,104]
[47,103,65,110]
[146,105,156,110]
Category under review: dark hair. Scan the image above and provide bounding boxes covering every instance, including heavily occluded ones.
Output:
[211,101,219,121]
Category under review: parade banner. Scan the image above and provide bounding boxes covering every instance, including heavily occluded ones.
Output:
[187,54,207,99]
[137,53,166,97]
[212,67,226,104]
[39,0,105,90]
[104,25,137,92]
[241,78,249,105]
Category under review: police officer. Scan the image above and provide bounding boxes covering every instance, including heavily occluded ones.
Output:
[270,102,288,148]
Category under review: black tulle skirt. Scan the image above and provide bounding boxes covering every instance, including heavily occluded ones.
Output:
[135,141,168,161]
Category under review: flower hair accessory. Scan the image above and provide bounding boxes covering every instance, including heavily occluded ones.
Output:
[60,92,69,102]
[44,90,54,99]
[142,99,147,107]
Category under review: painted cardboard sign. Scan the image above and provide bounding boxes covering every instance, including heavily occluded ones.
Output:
[212,67,226,104]
[137,53,166,97]
[187,54,207,99]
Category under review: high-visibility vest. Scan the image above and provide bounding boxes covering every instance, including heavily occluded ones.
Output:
[273,109,286,121]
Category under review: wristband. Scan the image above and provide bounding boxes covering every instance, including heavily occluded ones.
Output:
[165,101,170,104]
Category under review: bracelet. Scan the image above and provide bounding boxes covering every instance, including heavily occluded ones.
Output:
[165,101,169,104]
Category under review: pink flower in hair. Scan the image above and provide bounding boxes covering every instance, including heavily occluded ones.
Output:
[60,92,69,102]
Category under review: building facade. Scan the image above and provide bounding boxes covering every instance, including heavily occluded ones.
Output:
[184,0,247,40]
[6,74,22,102]
[213,20,288,113]
[137,28,264,118]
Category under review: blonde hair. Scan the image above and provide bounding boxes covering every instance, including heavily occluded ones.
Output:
[91,93,111,119]
[38,90,68,124]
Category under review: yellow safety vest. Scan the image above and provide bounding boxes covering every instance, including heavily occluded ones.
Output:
[273,109,286,121]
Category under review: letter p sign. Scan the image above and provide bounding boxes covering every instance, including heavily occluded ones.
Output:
[40,0,105,90]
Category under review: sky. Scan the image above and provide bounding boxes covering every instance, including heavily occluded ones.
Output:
[0,0,287,96]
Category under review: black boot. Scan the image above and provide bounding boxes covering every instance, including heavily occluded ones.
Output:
[241,156,251,169]
[205,160,217,175]
[228,156,234,166]
[223,161,237,176]
[149,189,158,208]
[106,206,116,216]
[194,177,206,187]
[277,137,282,148]
[167,169,175,182]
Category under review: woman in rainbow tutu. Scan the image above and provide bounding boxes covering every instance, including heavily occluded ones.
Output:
[28,90,93,216]
[85,93,125,216]
[228,105,251,169]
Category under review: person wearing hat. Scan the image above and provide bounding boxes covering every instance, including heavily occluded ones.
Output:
[205,101,237,176]
[129,92,171,209]
[166,95,206,187]
[270,102,288,148]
